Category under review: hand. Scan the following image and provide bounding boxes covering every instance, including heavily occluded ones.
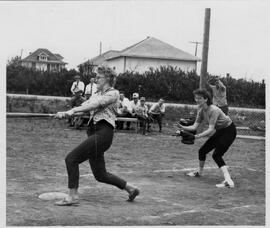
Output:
[54,112,66,119]
[65,109,75,117]
[177,123,184,129]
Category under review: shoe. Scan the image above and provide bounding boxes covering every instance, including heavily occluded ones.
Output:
[127,188,140,202]
[55,197,79,206]
[186,171,200,177]
[215,180,234,188]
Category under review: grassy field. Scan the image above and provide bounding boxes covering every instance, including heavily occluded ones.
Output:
[6,117,265,226]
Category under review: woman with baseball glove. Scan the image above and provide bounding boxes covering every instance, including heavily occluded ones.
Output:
[178,89,237,188]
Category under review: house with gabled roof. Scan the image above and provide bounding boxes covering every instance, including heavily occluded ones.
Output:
[21,48,67,72]
[79,50,120,76]
[79,36,200,75]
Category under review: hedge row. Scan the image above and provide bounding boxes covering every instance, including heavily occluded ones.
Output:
[7,62,265,108]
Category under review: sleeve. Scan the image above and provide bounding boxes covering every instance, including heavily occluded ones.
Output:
[93,84,98,94]
[218,81,226,92]
[209,84,215,90]
[208,109,219,127]
[94,90,119,108]
[79,82,85,92]
[149,103,157,112]
[85,84,89,94]
[195,109,203,124]
[160,104,165,113]
[70,82,75,94]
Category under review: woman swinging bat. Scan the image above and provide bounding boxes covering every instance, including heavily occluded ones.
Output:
[54,66,139,206]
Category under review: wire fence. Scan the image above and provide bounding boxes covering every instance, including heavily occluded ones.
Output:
[6,94,265,137]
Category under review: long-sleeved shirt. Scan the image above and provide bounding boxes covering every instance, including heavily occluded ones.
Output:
[70,81,85,94]
[85,83,98,96]
[81,87,119,128]
[118,97,132,114]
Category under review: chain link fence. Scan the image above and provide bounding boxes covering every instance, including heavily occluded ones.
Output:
[6,94,265,137]
[162,103,265,137]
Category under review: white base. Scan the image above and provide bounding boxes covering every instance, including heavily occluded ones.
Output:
[38,192,68,201]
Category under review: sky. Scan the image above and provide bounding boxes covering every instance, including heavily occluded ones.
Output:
[1,0,270,82]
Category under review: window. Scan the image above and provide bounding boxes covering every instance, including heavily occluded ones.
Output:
[39,54,48,61]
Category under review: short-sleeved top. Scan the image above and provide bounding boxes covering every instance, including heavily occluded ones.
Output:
[136,104,148,117]
[195,105,232,130]
[149,103,165,114]
[209,85,228,107]
[82,87,119,128]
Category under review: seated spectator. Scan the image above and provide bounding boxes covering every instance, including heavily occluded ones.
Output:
[130,93,140,117]
[135,97,150,135]
[149,98,166,132]
[70,75,85,108]
[116,92,133,130]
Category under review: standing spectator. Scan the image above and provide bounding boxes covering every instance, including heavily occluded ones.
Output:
[116,92,133,130]
[135,97,150,135]
[208,78,229,115]
[70,75,85,108]
[85,77,98,100]
[149,98,165,132]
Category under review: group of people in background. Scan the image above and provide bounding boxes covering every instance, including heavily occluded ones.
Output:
[116,92,165,135]
[70,75,98,108]
[70,74,166,134]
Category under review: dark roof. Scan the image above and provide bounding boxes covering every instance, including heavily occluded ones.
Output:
[79,50,120,67]
[21,48,67,64]
[54,53,64,60]
[107,37,200,61]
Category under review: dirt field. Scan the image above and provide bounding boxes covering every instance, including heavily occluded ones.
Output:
[6,117,265,226]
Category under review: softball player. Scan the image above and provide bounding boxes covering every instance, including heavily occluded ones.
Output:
[178,89,237,188]
[55,66,139,206]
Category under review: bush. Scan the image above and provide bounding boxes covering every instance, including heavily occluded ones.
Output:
[6,61,265,108]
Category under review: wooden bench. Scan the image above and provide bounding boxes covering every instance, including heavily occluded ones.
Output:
[116,117,140,133]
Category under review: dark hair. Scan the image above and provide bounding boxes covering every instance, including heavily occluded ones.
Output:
[97,66,117,86]
[193,89,212,106]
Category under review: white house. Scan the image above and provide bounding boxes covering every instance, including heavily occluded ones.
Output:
[79,37,200,74]
[21,48,67,72]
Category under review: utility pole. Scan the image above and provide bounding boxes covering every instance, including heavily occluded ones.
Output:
[189,41,202,56]
[99,42,102,56]
[20,49,23,59]
[200,8,211,89]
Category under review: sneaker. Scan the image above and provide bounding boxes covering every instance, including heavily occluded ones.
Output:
[186,171,200,177]
[215,179,234,188]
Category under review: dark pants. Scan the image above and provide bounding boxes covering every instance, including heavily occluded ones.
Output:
[149,113,164,131]
[70,94,85,108]
[65,120,127,189]
[198,122,237,168]
[218,105,229,115]
[137,115,150,135]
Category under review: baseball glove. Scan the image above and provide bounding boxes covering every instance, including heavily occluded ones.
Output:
[179,130,195,145]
